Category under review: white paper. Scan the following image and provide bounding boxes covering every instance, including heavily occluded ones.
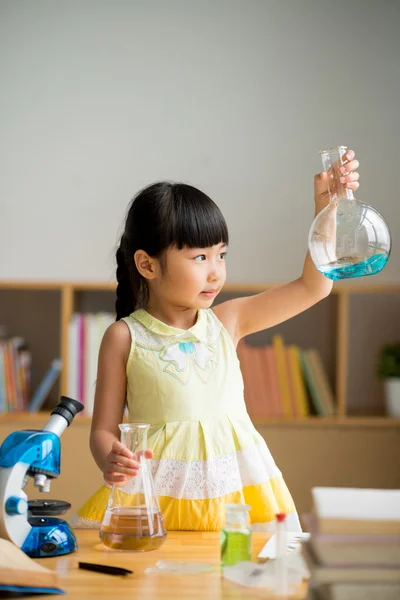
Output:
[312,487,400,521]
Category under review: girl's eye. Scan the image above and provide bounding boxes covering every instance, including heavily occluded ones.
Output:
[219,252,227,260]
[194,255,206,262]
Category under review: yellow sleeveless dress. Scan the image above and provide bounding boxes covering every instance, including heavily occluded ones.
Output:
[70,308,301,531]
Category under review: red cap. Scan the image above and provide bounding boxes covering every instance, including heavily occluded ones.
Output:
[276,513,286,523]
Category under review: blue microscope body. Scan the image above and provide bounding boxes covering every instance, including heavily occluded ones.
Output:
[0,397,83,558]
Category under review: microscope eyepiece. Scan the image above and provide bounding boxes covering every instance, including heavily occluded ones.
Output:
[50,397,84,426]
[42,397,85,438]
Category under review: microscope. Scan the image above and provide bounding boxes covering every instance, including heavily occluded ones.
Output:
[0,396,84,558]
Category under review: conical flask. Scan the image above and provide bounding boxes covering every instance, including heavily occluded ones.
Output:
[100,423,166,551]
[309,146,391,280]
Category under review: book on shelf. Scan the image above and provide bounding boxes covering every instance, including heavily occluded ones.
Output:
[237,335,334,419]
[304,349,335,416]
[28,358,62,412]
[68,312,114,414]
[0,333,32,413]
[237,341,283,418]
[0,538,63,594]
[259,344,282,417]
[272,335,293,417]
[286,344,309,417]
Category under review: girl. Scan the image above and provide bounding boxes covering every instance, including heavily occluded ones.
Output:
[71,150,360,531]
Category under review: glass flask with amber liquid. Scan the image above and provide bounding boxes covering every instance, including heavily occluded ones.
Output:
[309,146,391,280]
[100,423,166,551]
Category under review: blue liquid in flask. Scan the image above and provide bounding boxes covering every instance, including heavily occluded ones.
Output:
[309,146,391,281]
[318,252,389,280]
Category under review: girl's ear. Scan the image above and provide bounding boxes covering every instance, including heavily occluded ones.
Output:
[134,250,158,280]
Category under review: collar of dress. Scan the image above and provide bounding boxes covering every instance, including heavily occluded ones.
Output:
[131,308,209,345]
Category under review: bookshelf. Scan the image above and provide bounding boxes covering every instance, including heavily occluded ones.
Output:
[1,280,399,518]
[1,279,400,427]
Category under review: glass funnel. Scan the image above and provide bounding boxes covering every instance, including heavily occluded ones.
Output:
[100,424,166,551]
[308,146,391,280]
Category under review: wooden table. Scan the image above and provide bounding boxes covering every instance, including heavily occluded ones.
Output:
[34,530,308,599]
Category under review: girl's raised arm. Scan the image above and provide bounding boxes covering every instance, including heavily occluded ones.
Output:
[214,150,359,343]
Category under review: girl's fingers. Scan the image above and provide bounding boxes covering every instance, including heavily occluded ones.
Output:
[111,441,134,459]
[344,150,355,162]
[340,159,359,173]
[109,463,139,476]
[111,454,140,469]
[134,449,154,460]
[346,181,360,191]
[340,172,359,184]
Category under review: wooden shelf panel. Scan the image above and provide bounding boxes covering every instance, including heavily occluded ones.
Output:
[73,290,115,313]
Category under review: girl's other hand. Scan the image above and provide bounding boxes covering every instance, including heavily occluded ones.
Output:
[103,440,154,487]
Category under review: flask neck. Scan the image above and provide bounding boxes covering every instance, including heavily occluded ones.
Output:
[119,423,149,454]
[320,146,355,204]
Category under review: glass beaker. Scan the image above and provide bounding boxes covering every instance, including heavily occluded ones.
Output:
[220,503,252,567]
[309,146,391,280]
[99,423,166,551]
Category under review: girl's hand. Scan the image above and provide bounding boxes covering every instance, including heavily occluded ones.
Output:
[314,149,360,212]
[103,440,154,487]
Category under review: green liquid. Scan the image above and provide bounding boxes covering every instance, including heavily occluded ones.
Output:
[220,529,252,566]
[318,252,389,280]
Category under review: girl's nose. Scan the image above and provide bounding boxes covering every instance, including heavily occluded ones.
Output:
[208,263,221,282]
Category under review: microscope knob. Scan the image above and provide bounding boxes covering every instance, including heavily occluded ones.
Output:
[5,496,28,516]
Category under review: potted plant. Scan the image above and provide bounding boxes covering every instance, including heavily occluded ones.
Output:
[377,343,400,417]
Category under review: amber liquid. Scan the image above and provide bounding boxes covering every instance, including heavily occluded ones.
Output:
[100,506,166,551]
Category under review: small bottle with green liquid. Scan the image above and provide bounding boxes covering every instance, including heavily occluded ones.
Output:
[220,503,252,567]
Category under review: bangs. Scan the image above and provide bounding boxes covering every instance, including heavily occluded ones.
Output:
[161,183,229,250]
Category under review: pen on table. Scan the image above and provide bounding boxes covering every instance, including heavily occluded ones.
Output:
[78,561,133,576]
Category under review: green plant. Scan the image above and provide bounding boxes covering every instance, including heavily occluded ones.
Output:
[377,343,400,379]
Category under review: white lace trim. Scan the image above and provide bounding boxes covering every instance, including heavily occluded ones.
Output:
[118,442,282,500]
[68,514,101,529]
[124,309,222,351]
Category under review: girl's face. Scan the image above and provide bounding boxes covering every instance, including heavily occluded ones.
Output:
[154,242,228,309]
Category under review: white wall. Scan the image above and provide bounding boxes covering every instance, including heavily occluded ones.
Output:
[1,0,399,283]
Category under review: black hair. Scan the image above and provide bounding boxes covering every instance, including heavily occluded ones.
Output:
[115,182,229,320]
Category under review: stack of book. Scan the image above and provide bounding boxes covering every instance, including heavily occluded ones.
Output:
[237,335,335,419]
[303,487,400,600]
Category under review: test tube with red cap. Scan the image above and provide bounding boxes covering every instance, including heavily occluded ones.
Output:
[275,512,289,595]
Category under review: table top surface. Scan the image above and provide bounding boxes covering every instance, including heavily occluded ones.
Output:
[32,530,308,599]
